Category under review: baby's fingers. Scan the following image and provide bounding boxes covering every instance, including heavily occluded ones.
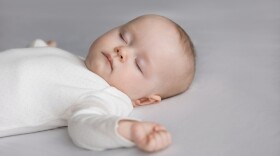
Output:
[154,125,167,132]
[156,130,172,148]
[144,133,157,152]
[144,131,171,152]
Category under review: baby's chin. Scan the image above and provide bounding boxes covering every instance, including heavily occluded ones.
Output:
[84,58,94,72]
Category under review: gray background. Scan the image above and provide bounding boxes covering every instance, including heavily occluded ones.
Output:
[0,0,280,156]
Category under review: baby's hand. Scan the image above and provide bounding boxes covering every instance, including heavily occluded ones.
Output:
[46,40,57,47]
[131,122,172,152]
[118,120,172,152]
[28,39,57,48]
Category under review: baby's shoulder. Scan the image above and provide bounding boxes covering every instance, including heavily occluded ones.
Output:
[0,47,73,57]
[75,87,133,114]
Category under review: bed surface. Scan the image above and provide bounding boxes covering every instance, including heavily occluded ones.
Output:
[0,0,279,155]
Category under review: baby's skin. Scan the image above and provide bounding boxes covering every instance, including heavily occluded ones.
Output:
[45,40,172,152]
[46,14,195,152]
[118,120,172,152]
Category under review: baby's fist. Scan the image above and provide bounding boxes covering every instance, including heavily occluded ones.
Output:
[131,122,172,152]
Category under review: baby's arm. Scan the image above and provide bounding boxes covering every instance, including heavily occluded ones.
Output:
[68,113,135,151]
[118,120,172,152]
[67,102,171,152]
[66,88,171,152]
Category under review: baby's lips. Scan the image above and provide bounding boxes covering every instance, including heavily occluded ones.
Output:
[102,52,114,70]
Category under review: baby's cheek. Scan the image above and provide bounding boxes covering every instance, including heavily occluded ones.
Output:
[117,74,146,97]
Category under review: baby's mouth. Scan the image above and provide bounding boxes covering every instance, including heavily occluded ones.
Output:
[102,52,113,71]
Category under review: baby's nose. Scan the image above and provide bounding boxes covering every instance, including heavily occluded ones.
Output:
[114,46,127,63]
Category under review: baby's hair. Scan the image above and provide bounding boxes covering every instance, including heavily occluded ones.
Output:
[161,18,196,99]
[173,20,196,80]
[174,22,196,61]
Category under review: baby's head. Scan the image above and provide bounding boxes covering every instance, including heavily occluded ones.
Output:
[85,14,195,106]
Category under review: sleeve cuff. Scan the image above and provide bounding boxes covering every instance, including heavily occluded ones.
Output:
[114,117,141,148]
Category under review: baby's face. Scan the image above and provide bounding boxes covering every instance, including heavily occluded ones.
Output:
[85,15,185,102]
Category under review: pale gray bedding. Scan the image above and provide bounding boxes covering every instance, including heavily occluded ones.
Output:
[0,0,279,155]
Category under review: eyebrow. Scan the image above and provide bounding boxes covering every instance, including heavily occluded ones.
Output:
[120,25,129,34]
[121,24,134,36]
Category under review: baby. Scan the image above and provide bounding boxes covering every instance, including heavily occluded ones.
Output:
[0,14,195,152]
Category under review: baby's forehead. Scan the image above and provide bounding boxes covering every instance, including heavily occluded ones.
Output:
[124,15,177,33]
[124,22,179,48]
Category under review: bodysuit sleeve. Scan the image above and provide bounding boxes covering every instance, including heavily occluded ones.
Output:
[66,87,137,151]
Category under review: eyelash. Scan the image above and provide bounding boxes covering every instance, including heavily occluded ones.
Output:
[119,33,126,43]
[120,32,141,73]
[135,60,142,73]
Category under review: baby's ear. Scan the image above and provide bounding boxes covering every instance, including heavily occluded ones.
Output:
[133,95,161,107]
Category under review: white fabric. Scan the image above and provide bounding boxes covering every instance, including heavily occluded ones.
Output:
[1,0,279,156]
[27,39,48,48]
[0,47,135,150]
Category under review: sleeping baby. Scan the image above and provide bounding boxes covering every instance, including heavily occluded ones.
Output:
[0,14,195,152]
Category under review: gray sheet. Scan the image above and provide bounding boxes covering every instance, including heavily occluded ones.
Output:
[0,0,279,155]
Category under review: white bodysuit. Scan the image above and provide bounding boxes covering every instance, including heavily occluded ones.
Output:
[0,47,135,151]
